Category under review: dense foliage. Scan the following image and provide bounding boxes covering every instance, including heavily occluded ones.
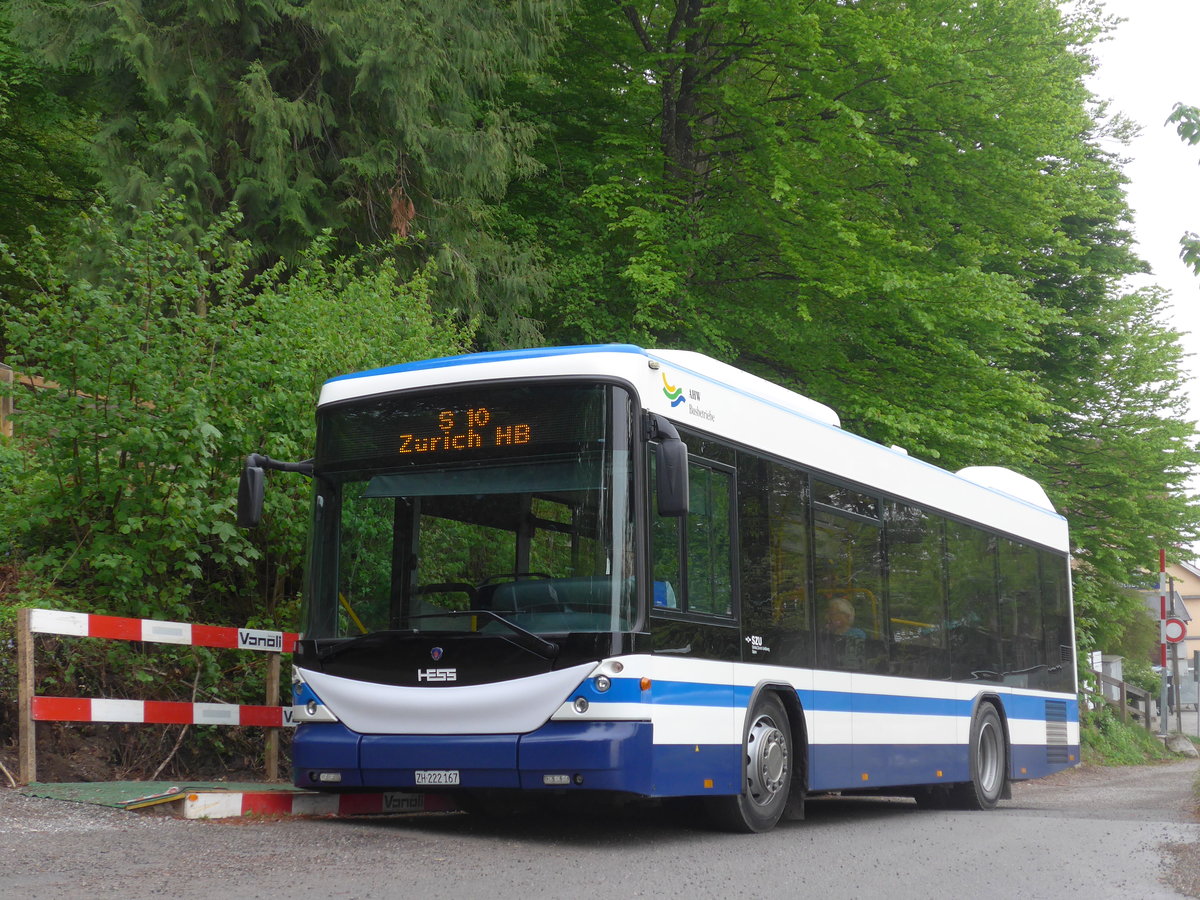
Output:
[504,0,1200,649]
[5,0,567,345]
[0,9,95,247]
[0,199,467,621]
[0,0,1198,775]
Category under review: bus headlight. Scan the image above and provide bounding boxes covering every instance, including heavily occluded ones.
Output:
[594,675,611,692]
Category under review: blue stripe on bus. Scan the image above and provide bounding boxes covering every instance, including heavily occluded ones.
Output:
[325,343,647,383]
[586,680,1076,722]
[1002,692,1080,722]
[582,678,1077,723]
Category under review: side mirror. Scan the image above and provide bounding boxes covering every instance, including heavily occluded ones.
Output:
[648,414,689,517]
[656,438,689,516]
[237,459,265,528]
[235,454,314,528]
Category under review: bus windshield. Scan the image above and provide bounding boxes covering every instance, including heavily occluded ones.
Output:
[303,382,637,639]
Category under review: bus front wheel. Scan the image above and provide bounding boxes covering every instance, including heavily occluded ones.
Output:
[707,693,792,833]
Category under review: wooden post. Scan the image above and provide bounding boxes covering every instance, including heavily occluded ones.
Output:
[1118,680,1128,724]
[0,363,13,439]
[17,608,37,784]
[265,653,281,782]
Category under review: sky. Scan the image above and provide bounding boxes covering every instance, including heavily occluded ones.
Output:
[1087,1,1200,411]
[1086,0,1200,555]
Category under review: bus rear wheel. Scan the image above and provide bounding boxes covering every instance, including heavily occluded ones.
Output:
[707,693,792,833]
[947,702,1006,810]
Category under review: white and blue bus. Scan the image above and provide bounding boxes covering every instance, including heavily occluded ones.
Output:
[238,344,1077,832]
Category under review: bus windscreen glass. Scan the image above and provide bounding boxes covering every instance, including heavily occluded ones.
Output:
[305,382,636,639]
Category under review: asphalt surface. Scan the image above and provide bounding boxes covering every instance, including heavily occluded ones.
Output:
[2,760,1198,899]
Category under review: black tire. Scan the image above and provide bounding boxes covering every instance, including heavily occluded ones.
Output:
[946,702,1006,810]
[707,693,793,833]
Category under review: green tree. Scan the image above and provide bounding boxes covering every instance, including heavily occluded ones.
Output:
[0,12,95,248]
[509,0,1109,465]
[7,0,565,345]
[509,0,1200,654]
[1013,130,1200,649]
[0,197,468,624]
[1168,102,1200,274]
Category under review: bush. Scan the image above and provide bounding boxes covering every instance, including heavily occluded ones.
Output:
[1080,704,1174,766]
[0,197,472,776]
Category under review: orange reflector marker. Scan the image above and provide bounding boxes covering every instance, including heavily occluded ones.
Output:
[861,773,869,782]
[1020,767,1028,775]
[640,677,652,691]
[935,770,943,778]
[704,779,714,789]
[1069,754,1076,762]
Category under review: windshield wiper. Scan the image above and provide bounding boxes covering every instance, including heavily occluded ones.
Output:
[315,610,559,662]
[422,609,559,660]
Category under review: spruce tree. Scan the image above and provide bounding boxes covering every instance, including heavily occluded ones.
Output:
[8,0,566,345]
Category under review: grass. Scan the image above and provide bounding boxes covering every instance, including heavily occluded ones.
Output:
[1080,705,1176,765]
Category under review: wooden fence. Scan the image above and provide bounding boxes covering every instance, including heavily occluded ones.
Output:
[1092,671,1153,731]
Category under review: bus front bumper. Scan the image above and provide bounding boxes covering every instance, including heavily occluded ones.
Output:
[293,720,660,795]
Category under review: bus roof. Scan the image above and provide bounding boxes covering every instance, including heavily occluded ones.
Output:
[318,344,1068,552]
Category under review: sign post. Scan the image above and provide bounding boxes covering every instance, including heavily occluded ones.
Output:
[1159,550,1169,736]
[1169,575,1185,734]
[1193,650,1199,739]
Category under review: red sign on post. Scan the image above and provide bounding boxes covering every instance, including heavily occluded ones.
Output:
[1164,617,1188,644]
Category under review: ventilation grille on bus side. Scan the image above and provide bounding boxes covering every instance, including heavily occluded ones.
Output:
[1045,700,1069,763]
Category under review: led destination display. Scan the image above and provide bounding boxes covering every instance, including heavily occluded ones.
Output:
[317,383,614,473]
[398,407,531,455]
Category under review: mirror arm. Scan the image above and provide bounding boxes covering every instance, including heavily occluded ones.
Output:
[237,454,314,529]
[247,453,314,477]
[645,413,689,517]
[645,413,681,443]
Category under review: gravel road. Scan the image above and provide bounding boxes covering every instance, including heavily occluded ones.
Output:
[3,761,1198,899]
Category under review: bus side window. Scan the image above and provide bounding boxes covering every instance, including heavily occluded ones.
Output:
[813,497,885,673]
[737,452,811,665]
[650,452,734,618]
[650,451,682,609]
[686,462,734,617]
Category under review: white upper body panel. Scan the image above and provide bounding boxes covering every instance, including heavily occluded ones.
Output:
[317,344,1068,552]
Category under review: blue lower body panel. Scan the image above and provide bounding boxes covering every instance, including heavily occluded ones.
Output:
[809,743,970,791]
[295,721,667,795]
[292,707,1080,796]
[1010,743,1080,780]
[809,742,1078,791]
[294,721,743,797]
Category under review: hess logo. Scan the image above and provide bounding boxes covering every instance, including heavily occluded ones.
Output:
[417,668,457,682]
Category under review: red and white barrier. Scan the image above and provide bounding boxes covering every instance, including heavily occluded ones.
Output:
[31,697,293,727]
[181,789,458,819]
[28,608,298,653]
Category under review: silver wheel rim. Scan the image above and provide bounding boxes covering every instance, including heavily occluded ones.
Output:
[746,712,789,807]
[977,718,1002,797]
